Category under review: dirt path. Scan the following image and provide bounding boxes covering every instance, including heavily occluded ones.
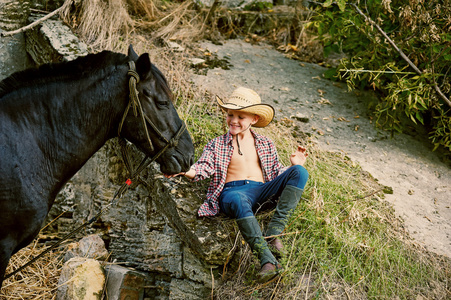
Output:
[191,39,451,259]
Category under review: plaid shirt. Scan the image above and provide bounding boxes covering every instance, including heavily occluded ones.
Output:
[192,129,286,217]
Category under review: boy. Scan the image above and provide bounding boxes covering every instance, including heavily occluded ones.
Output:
[166,87,309,282]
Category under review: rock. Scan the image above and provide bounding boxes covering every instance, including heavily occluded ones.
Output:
[64,234,109,262]
[292,112,310,123]
[167,41,185,52]
[0,0,33,80]
[78,235,109,259]
[189,58,206,66]
[169,278,210,300]
[104,264,148,300]
[57,257,105,300]
[25,16,88,64]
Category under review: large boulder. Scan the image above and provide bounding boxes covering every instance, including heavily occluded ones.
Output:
[57,257,105,300]
[25,14,88,64]
[0,0,33,79]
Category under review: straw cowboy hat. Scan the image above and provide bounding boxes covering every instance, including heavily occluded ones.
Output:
[216,87,275,128]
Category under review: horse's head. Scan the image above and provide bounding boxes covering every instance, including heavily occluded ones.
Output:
[119,45,194,175]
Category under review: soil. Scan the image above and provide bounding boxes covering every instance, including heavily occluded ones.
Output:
[191,39,451,259]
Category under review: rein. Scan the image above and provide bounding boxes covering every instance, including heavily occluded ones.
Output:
[3,61,187,281]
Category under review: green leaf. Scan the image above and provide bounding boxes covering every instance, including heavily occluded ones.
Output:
[323,67,339,80]
[416,112,424,125]
[432,45,441,53]
[324,45,333,57]
[322,0,334,8]
[337,0,346,11]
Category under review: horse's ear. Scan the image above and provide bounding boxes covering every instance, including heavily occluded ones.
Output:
[128,44,139,61]
[136,53,152,80]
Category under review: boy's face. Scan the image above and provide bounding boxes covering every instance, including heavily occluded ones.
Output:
[226,109,259,135]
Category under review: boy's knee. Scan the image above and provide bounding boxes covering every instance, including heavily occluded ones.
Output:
[224,192,253,219]
[293,165,309,179]
[288,165,309,188]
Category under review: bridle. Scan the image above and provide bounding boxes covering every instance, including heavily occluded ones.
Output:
[118,61,187,168]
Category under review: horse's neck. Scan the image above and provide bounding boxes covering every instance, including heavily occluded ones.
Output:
[37,68,127,186]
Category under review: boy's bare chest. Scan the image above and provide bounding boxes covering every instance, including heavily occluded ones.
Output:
[226,137,264,182]
[230,139,260,166]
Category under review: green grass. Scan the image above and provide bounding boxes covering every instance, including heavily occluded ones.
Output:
[175,91,450,299]
[287,149,446,298]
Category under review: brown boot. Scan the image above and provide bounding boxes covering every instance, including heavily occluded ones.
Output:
[269,238,283,252]
[257,262,283,283]
[268,238,286,259]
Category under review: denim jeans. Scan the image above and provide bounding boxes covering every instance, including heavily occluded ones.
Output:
[219,165,309,219]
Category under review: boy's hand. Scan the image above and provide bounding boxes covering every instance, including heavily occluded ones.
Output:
[164,168,196,179]
[164,172,185,179]
[290,146,308,166]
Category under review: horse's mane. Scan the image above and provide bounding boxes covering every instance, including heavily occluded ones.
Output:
[150,62,173,101]
[0,51,172,101]
[0,50,173,102]
[0,51,129,98]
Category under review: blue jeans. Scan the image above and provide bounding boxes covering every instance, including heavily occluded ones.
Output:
[219,165,309,219]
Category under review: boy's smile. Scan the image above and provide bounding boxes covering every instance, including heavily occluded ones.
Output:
[226,110,259,136]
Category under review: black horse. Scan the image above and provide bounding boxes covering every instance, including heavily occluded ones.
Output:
[0,45,194,287]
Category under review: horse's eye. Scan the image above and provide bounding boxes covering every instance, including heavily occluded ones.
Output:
[143,89,152,97]
[156,99,169,108]
[142,88,168,108]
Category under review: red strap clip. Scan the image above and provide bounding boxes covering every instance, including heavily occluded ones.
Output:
[125,179,132,186]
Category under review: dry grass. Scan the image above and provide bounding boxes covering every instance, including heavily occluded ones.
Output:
[60,0,133,51]
[59,0,207,52]
[59,0,323,61]
[0,239,66,299]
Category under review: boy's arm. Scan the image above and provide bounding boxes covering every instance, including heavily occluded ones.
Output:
[164,167,196,179]
[164,140,216,180]
[182,168,196,179]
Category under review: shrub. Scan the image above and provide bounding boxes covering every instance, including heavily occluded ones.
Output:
[311,0,451,153]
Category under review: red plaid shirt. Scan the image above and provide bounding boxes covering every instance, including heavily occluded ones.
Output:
[192,130,286,217]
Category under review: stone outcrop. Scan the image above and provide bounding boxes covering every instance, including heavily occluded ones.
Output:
[63,235,109,263]
[24,17,238,299]
[25,15,88,64]
[0,0,33,79]
[104,264,150,300]
[57,257,105,300]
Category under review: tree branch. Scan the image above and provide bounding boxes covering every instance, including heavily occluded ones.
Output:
[349,2,451,108]
[1,6,63,37]
[1,0,74,38]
